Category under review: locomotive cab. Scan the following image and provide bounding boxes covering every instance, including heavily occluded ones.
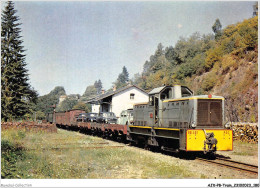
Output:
[147,85,193,127]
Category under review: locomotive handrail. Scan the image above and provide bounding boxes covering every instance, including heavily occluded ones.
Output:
[188,107,194,128]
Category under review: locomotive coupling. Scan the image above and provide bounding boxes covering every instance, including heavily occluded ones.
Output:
[203,130,218,154]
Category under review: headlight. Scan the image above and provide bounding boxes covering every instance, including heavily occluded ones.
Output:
[191,122,196,128]
[225,122,231,128]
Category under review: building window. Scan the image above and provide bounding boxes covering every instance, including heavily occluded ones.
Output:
[130,93,135,100]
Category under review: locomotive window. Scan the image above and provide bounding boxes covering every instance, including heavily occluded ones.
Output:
[181,87,193,97]
[160,88,171,100]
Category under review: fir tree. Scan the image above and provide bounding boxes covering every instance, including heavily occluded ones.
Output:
[212,18,222,40]
[1,1,38,121]
[94,79,102,94]
[122,66,129,83]
[113,66,130,89]
[96,79,102,94]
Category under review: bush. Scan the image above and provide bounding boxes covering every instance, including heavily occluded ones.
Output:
[205,48,222,71]
[201,72,217,91]
[221,55,237,73]
[1,140,26,178]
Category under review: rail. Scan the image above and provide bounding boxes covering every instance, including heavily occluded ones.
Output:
[196,157,258,175]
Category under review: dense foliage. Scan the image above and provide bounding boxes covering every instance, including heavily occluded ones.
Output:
[82,79,103,101]
[1,1,38,121]
[35,86,66,115]
[132,33,216,90]
[56,97,78,112]
[132,16,258,122]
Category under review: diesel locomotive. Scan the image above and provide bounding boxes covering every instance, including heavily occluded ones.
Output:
[52,85,233,154]
[128,85,232,154]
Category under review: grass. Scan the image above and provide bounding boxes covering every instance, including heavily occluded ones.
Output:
[2,128,257,179]
[231,140,258,156]
[1,128,195,179]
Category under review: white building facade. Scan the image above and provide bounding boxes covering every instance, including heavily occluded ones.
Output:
[111,86,148,117]
[88,85,149,117]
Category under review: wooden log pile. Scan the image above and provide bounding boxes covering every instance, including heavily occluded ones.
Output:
[230,122,258,143]
[1,121,57,133]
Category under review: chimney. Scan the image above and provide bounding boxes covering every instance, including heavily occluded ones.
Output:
[101,89,105,94]
[113,85,117,91]
[173,85,182,99]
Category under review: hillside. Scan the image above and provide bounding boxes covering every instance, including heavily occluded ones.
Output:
[187,16,258,122]
[133,16,258,123]
[188,50,258,122]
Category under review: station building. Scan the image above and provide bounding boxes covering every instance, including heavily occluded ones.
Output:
[86,85,149,117]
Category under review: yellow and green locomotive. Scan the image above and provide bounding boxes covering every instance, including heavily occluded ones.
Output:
[128,85,233,154]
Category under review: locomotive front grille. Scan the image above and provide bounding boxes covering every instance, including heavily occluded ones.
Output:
[197,99,222,126]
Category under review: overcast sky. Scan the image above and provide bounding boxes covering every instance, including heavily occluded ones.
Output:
[4,1,256,96]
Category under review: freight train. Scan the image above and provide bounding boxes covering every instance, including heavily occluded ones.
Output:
[51,85,233,154]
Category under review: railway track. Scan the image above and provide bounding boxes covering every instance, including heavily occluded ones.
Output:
[196,157,258,175]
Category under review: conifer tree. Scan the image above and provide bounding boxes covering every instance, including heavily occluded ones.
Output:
[97,79,103,94]
[212,18,222,40]
[122,66,129,83]
[113,66,130,89]
[1,1,37,121]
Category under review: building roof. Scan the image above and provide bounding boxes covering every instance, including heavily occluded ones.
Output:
[86,84,148,104]
[148,86,167,95]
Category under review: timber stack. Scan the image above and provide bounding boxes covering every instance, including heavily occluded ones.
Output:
[231,122,258,143]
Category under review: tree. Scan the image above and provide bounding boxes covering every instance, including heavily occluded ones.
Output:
[1,1,38,121]
[72,102,89,112]
[35,86,66,115]
[82,85,97,98]
[95,79,103,94]
[154,43,164,57]
[122,66,129,82]
[56,98,77,112]
[113,66,130,89]
[253,2,258,17]
[212,19,222,40]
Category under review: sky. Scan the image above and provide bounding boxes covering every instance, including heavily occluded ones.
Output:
[3,1,256,96]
